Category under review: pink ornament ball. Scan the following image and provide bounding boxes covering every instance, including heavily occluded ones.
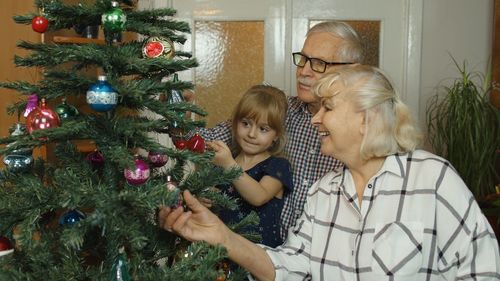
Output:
[148,151,168,167]
[124,157,150,185]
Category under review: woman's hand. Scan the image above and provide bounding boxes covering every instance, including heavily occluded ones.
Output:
[158,190,229,245]
[207,140,237,169]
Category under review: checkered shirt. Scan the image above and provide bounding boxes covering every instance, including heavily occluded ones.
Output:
[197,96,343,239]
[262,150,500,280]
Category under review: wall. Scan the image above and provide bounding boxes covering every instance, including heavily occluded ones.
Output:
[419,0,494,133]
[0,2,44,166]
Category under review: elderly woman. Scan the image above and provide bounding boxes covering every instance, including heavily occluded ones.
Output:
[158,65,500,280]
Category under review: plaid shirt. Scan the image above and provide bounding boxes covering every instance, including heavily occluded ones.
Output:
[198,97,343,239]
[263,150,500,280]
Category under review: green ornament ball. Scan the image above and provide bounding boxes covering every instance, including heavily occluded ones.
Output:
[55,99,79,121]
[102,1,126,33]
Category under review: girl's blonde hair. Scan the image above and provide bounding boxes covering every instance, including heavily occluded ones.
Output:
[231,85,288,156]
[313,65,422,160]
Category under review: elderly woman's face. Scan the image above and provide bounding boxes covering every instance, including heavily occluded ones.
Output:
[311,87,365,159]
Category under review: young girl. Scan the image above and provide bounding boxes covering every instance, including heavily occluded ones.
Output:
[207,85,293,247]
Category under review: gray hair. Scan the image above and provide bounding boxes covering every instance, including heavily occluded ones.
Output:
[307,21,364,63]
[313,65,422,160]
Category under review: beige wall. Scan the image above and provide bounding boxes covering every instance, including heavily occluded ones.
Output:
[419,0,494,130]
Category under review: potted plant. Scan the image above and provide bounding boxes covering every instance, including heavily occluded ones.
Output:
[426,58,500,236]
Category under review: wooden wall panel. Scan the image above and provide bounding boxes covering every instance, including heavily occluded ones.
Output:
[0,2,44,167]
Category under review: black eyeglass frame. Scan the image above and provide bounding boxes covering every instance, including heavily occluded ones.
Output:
[292,52,353,73]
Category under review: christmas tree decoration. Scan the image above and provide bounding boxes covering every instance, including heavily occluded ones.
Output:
[26,98,61,134]
[59,209,85,226]
[110,252,131,281]
[171,239,194,265]
[3,152,33,173]
[173,138,187,150]
[4,123,33,173]
[23,94,38,118]
[86,149,105,168]
[166,175,182,208]
[55,98,79,121]
[215,260,232,281]
[147,150,168,167]
[167,74,185,103]
[86,75,118,112]
[167,74,186,129]
[142,37,175,59]
[0,236,13,252]
[31,15,49,33]
[101,1,126,33]
[187,133,206,153]
[124,156,150,185]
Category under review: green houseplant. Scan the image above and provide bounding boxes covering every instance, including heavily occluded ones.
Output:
[426,58,500,202]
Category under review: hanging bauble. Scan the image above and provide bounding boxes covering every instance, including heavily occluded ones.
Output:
[26,98,61,134]
[86,75,118,112]
[174,139,187,150]
[166,175,182,208]
[55,98,79,121]
[24,94,38,118]
[124,156,150,185]
[110,252,131,281]
[8,123,32,155]
[167,74,185,129]
[101,1,126,33]
[5,123,33,166]
[216,260,232,281]
[167,74,184,103]
[86,150,105,168]
[3,153,33,173]
[148,151,168,167]
[188,133,205,153]
[0,236,13,252]
[59,209,85,226]
[142,37,175,59]
[31,15,49,33]
[171,240,194,265]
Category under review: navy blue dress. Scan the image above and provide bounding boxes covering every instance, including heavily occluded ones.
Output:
[219,156,293,247]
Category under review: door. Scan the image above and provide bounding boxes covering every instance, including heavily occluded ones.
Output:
[144,0,423,124]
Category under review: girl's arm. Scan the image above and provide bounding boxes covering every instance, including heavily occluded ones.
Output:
[207,140,285,207]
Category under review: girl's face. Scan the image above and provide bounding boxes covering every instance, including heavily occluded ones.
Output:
[235,117,278,156]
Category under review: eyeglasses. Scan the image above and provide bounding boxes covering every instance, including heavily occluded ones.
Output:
[292,52,353,73]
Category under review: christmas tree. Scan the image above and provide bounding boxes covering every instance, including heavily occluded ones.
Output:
[0,0,251,280]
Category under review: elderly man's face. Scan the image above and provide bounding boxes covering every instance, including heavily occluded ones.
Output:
[296,32,345,110]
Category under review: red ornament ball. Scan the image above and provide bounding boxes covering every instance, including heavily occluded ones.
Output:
[188,134,205,153]
[0,236,13,251]
[124,157,150,185]
[142,37,175,59]
[174,139,187,150]
[32,16,49,33]
[26,98,61,134]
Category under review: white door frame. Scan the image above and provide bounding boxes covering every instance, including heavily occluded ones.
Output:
[141,0,423,120]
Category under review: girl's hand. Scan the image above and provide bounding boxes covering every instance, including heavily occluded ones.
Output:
[158,190,229,245]
[207,140,237,169]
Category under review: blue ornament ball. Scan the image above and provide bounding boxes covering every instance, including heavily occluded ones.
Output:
[59,209,85,226]
[86,75,118,112]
